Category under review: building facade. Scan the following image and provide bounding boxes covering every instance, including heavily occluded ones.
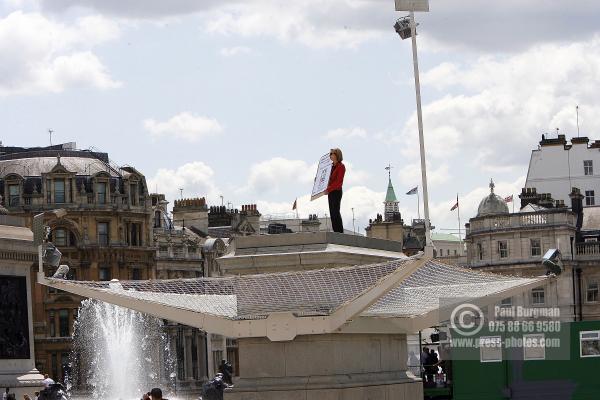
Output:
[465,180,600,321]
[0,143,154,382]
[526,134,600,207]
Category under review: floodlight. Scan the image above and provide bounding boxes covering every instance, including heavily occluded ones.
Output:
[542,248,563,276]
[394,17,413,40]
[43,242,62,267]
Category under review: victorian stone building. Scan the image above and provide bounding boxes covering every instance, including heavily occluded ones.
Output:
[465,179,600,321]
[0,143,154,382]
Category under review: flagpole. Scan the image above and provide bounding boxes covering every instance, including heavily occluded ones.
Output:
[456,193,463,255]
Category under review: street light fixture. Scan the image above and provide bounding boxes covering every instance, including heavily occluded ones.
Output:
[34,208,67,281]
[393,0,434,257]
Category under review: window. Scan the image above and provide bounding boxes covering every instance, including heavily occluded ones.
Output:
[447,249,450,256]
[523,334,545,360]
[586,190,595,206]
[58,309,69,337]
[454,249,457,256]
[532,287,545,305]
[587,282,599,302]
[96,182,107,204]
[500,297,512,308]
[580,331,600,358]
[477,243,483,260]
[128,223,141,246]
[154,211,161,228]
[498,240,508,258]
[132,268,142,280]
[130,183,138,205]
[49,311,56,337]
[8,184,19,206]
[530,238,541,257]
[54,228,67,246]
[479,336,502,362]
[97,222,109,246]
[584,160,593,176]
[51,353,58,381]
[54,179,65,203]
[98,265,111,281]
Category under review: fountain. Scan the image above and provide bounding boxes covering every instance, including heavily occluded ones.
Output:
[69,299,176,400]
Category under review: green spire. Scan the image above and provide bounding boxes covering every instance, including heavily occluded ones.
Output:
[385,178,398,203]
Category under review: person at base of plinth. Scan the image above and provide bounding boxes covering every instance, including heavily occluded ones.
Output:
[327,148,346,233]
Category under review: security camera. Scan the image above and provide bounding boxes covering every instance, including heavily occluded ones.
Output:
[542,248,563,276]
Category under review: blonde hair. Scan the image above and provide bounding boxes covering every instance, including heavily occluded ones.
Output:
[330,148,343,162]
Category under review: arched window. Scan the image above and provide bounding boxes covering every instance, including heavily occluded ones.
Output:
[54,228,67,246]
[52,228,77,247]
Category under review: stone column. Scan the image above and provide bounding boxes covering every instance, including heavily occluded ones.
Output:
[185,330,194,380]
[226,333,422,400]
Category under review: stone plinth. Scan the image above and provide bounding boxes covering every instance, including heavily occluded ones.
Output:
[225,333,422,400]
[0,218,44,398]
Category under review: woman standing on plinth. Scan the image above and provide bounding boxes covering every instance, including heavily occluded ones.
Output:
[327,148,346,233]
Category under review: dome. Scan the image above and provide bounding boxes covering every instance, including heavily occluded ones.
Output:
[477,179,509,217]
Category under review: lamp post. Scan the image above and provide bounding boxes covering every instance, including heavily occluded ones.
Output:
[394,0,434,257]
[34,208,67,282]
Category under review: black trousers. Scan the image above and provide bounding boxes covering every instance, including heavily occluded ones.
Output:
[328,189,344,233]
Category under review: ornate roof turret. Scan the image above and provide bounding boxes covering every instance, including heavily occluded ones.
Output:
[385,178,398,203]
[383,165,400,222]
[477,179,509,217]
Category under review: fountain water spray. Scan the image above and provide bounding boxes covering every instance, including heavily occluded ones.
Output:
[69,299,176,399]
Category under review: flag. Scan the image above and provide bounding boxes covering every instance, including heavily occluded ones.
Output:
[450,199,459,211]
[504,194,513,203]
[292,199,297,210]
[406,186,418,195]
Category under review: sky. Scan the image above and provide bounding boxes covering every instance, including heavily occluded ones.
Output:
[1,0,600,235]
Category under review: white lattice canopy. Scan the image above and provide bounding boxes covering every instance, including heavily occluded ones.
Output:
[39,256,549,341]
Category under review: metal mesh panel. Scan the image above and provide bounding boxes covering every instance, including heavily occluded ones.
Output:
[55,258,413,320]
[50,259,544,321]
[363,260,543,318]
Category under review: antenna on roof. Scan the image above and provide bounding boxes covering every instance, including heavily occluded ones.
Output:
[179,188,183,199]
[576,105,580,138]
[48,129,53,146]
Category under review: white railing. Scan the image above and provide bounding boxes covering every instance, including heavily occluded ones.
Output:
[468,211,575,234]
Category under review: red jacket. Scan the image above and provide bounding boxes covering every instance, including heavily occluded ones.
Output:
[327,162,345,193]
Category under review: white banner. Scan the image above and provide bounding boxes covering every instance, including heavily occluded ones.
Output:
[311,153,332,201]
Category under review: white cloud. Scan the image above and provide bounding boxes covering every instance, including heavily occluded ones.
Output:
[397,162,450,187]
[146,161,221,207]
[0,11,120,95]
[204,2,381,49]
[240,157,370,195]
[323,127,367,140]
[219,46,252,57]
[143,112,223,142]
[241,157,315,195]
[395,37,600,172]
[38,0,600,51]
